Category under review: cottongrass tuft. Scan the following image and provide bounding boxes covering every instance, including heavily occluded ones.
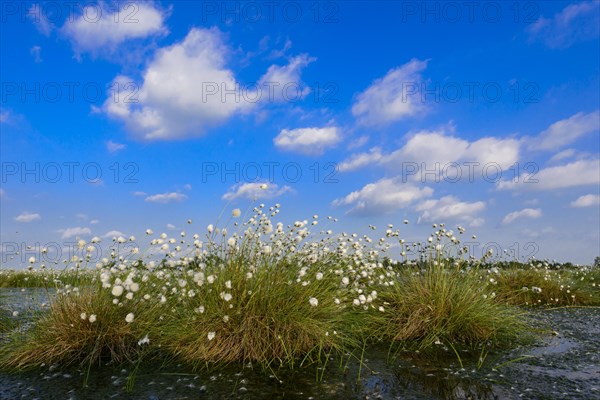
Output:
[0,286,157,370]
[374,260,531,350]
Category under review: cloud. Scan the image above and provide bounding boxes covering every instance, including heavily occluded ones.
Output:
[0,188,5,199]
[338,126,521,178]
[144,192,187,203]
[549,148,576,163]
[132,191,147,197]
[522,226,556,239]
[501,208,542,225]
[89,178,104,186]
[338,147,384,172]
[571,194,600,208]
[106,140,126,153]
[222,183,292,201]
[28,4,55,36]
[469,218,485,228]
[0,110,12,124]
[90,219,100,224]
[104,27,314,140]
[466,137,521,168]
[416,195,486,225]
[332,178,433,216]
[104,28,249,140]
[529,111,599,151]
[15,212,41,222]
[62,2,167,54]
[59,227,92,239]
[390,130,520,170]
[268,37,293,59]
[347,135,369,150]
[274,126,341,155]
[527,1,600,49]
[104,230,126,238]
[0,109,29,130]
[352,59,428,126]
[390,128,469,165]
[497,159,600,190]
[257,54,315,102]
[30,46,42,63]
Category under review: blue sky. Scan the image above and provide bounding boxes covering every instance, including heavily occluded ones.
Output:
[1,0,599,266]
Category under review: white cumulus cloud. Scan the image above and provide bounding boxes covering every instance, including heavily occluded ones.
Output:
[258,54,315,102]
[332,178,433,216]
[62,2,168,54]
[104,28,246,139]
[416,195,486,226]
[527,1,600,49]
[106,140,126,153]
[571,194,600,208]
[144,192,187,203]
[530,111,599,151]
[338,127,521,178]
[15,212,41,223]
[501,208,542,225]
[338,147,384,172]
[222,183,292,201]
[104,27,314,140]
[497,159,600,191]
[59,227,92,239]
[549,148,577,163]
[104,230,126,238]
[274,126,341,155]
[352,59,428,126]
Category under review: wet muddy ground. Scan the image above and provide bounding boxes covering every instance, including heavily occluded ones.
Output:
[1,289,598,399]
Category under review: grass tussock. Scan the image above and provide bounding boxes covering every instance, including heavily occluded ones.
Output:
[0,286,155,370]
[494,268,600,306]
[0,269,95,288]
[0,309,16,334]
[377,263,530,350]
[160,254,357,368]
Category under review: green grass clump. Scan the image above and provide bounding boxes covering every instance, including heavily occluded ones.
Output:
[162,255,355,368]
[0,269,95,288]
[375,262,530,350]
[0,309,16,334]
[0,285,157,370]
[494,268,600,306]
